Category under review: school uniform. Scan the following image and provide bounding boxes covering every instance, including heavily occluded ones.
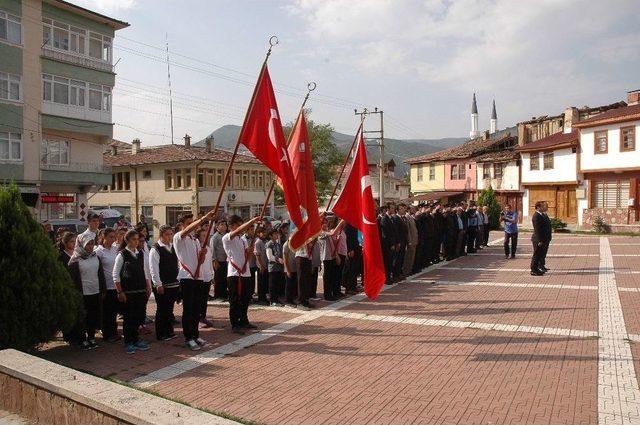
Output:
[149,241,180,340]
[336,230,348,292]
[69,254,106,345]
[254,238,269,303]
[173,232,203,343]
[113,248,148,345]
[295,244,313,307]
[318,232,338,300]
[222,233,252,329]
[283,241,298,304]
[95,244,119,340]
[266,239,284,303]
[211,232,228,299]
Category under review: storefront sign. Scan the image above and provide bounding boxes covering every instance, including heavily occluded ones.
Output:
[41,195,75,204]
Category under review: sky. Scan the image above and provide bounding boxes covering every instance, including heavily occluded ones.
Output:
[74,0,640,146]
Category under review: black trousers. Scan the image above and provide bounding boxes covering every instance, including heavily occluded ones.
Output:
[82,294,101,342]
[484,226,490,246]
[154,285,178,339]
[101,289,119,340]
[268,271,284,303]
[180,279,202,341]
[297,257,312,306]
[122,292,147,345]
[456,230,466,256]
[540,241,550,267]
[257,268,269,302]
[310,267,319,298]
[344,249,360,292]
[530,239,548,272]
[323,259,337,299]
[227,276,252,328]
[213,261,228,299]
[504,232,518,257]
[337,254,346,289]
[285,272,298,304]
[467,226,477,252]
[445,232,457,260]
[393,245,405,278]
[198,280,212,320]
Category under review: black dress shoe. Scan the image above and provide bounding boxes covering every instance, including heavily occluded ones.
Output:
[541,267,550,272]
[530,270,544,276]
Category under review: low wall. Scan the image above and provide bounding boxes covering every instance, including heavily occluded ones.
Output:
[0,349,239,425]
[582,208,640,232]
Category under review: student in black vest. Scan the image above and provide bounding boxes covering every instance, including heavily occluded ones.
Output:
[149,225,180,341]
[113,230,151,354]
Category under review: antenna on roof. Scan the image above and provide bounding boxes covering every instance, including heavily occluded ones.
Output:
[165,33,175,145]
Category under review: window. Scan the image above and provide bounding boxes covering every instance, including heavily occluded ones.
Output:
[89,32,111,62]
[482,163,491,179]
[205,169,214,187]
[250,170,257,188]
[429,163,435,180]
[216,169,224,187]
[0,11,21,44]
[165,170,173,189]
[166,206,192,226]
[141,206,153,227]
[450,164,458,180]
[111,172,130,191]
[591,180,631,208]
[41,140,69,165]
[257,171,264,188]
[42,18,110,62]
[42,74,111,111]
[530,152,539,170]
[184,168,191,188]
[621,126,635,152]
[0,72,21,101]
[142,170,151,179]
[458,163,466,180]
[0,132,21,161]
[595,130,608,154]
[197,168,205,188]
[493,163,503,179]
[233,170,241,188]
[416,166,423,182]
[543,151,554,169]
[242,170,249,189]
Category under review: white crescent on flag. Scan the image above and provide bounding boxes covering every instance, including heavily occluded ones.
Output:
[268,108,279,149]
[360,175,376,225]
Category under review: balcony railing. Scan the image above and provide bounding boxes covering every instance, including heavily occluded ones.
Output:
[41,161,112,174]
[42,47,113,73]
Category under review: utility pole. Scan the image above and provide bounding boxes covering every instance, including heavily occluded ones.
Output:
[165,33,175,144]
[354,108,385,206]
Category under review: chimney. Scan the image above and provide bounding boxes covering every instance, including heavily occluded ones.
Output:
[482,130,490,141]
[563,107,579,133]
[628,90,640,106]
[132,138,141,154]
[205,136,214,153]
[184,134,191,148]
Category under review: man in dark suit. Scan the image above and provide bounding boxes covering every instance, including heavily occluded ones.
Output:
[378,206,396,285]
[530,201,552,276]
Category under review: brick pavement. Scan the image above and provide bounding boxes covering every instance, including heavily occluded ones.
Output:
[36,235,640,424]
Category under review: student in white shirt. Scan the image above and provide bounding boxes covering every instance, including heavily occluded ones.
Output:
[77,212,101,246]
[173,211,215,351]
[113,229,151,354]
[222,215,259,335]
[197,224,215,328]
[95,228,120,342]
[149,225,179,341]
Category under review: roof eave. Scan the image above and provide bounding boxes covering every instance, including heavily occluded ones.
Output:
[46,0,130,29]
[573,114,640,129]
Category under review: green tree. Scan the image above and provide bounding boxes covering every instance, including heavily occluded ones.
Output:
[0,183,82,351]
[477,186,502,230]
[280,109,343,204]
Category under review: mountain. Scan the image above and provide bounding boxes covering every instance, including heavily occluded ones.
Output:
[196,125,467,176]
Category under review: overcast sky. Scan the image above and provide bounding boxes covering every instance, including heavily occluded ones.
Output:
[75,0,640,146]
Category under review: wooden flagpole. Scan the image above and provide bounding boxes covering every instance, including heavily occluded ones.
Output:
[257,82,317,220]
[324,117,365,212]
[195,35,279,276]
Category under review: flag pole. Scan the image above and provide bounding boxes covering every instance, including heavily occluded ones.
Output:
[325,115,366,212]
[195,35,279,276]
[257,81,317,220]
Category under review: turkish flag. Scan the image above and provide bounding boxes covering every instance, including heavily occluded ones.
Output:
[288,111,322,249]
[239,64,303,234]
[331,128,386,299]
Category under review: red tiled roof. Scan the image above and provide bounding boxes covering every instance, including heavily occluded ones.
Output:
[573,103,640,128]
[474,149,519,162]
[515,129,578,152]
[103,144,261,167]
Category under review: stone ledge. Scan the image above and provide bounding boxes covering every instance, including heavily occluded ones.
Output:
[0,349,239,425]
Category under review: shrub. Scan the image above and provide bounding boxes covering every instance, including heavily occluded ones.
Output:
[477,186,502,230]
[592,216,610,234]
[0,183,83,351]
[550,217,568,232]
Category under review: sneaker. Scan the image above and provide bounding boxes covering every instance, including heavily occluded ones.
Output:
[139,325,152,335]
[125,344,136,354]
[242,323,258,330]
[232,327,245,335]
[79,341,92,351]
[270,302,284,307]
[186,340,201,351]
[161,334,177,341]
[134,340,150,351]
[88,339,99,349]
[195,337,208,347]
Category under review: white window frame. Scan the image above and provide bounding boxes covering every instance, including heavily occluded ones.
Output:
[41,139,70,166]
[0,131,22,161]
[42,18,110,63]
[0,72,21,102]
[0,10,22,45]
[42,73,111,112]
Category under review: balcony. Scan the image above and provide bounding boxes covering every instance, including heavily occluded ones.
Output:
[42,101,112,125]
[42,46,113,73]
[41,161,112,186]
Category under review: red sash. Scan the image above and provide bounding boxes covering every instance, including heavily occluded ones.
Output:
[180,235,201,280]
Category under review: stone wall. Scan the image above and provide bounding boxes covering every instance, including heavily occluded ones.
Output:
[582,207,640,232]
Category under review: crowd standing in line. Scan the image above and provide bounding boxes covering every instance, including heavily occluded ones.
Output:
[46,198,542,353]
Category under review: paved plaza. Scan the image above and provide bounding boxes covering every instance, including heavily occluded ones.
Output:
[39,234,640,425]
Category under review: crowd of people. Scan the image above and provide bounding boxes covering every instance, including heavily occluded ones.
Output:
[47,199,529,354]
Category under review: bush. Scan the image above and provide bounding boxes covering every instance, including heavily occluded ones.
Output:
[477,186,502,230]
[592,216,610,234]
[550,217,568,232]
[0,183,83,351]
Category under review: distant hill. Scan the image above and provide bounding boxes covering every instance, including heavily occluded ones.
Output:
[196,125,467,176]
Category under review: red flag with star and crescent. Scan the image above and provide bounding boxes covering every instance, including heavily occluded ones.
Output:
[288,110,322,249]
[331,128,386,299]
[238,63,304,241]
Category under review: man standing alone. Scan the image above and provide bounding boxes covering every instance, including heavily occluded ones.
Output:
[501,204,518,259]
[530,201,552,276]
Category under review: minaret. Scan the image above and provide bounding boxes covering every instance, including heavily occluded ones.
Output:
[470,93,479,139]
[490,99,497,134]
